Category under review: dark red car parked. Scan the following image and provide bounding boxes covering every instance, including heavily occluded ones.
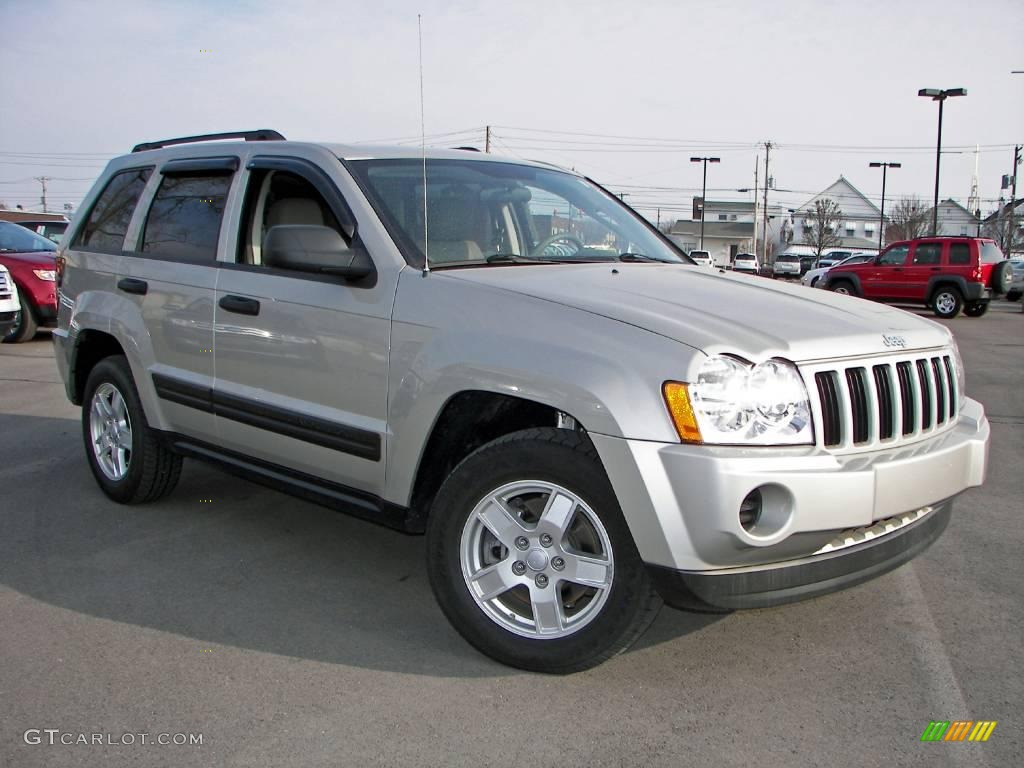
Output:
[0,220,59,342]
[822,236,1012,319]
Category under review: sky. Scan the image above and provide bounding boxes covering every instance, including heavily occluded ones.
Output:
[1,0,1022,223]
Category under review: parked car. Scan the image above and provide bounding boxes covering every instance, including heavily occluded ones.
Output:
[54,131,990,672]
[823,236,1012,318]
[16,219,69,244]
[1006,258,1024,301]
[732,252,759,274]
[798,255,817,275]
[772,253,801,279]
[0,221,58,342]
[801,252,875,288]
[0,264,20,337]
[688,250,713,267]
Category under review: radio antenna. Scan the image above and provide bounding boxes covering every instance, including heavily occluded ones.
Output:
[418,14,430,276]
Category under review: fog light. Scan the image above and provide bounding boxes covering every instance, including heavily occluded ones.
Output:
[739,489,762,531]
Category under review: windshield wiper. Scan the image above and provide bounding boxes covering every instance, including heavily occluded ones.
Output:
[484,253,545,264]
[617,252,664,263]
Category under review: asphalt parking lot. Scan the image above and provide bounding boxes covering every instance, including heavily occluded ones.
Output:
[1,301,1021,768]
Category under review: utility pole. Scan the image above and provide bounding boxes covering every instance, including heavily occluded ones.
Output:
[34,176,51,213]
[761,142,772,266]
[1007,145,1020,256]
[656,207,660,229]
[751,158,759,260]
[869,162,901,250]
[485,125,491,154]
[690,156,720,251]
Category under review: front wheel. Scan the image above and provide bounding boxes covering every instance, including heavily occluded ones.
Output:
[932,287,963,319]
[426,428,661,673]
[829,280,855,296]
[964,301,989,318]
[2,296,38,343]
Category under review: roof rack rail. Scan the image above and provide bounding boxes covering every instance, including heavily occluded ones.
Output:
[131,129,286,153]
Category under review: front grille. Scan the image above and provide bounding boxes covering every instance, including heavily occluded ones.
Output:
[810,351,959,449]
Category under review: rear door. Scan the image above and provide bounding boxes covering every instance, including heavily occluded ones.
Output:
[211,155,395,497]
[860,244,910,299]
[904,240,944,300]
[121,157,240,443]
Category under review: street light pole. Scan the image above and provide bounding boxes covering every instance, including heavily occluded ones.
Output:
[869,161,901,250]
[918,88,966,236]
[691,156,720,251]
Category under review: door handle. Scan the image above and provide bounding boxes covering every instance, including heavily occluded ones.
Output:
[930,267,941,271]
[893,268,903,272]
[117,277,148,295]
[219,295,260,316]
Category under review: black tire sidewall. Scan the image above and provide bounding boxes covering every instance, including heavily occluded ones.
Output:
[992,261,1012,294]
[81,356,151,503]
[426,430,655,672]
[831,280,854,295]
[2,296,37,343]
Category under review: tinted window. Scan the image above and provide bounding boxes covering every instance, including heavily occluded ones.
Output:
[142,174,232,262]
[949,243,971,264]
[879,245,909,266]
[980,242,1005,264]
[0,221,57,253]
[73,168,151,254]
[912,243,942,265]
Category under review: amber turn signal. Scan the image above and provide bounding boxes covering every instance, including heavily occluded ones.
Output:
[662,381,703,443]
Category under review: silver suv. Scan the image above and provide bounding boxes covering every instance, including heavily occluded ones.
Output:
[54,131,990,673]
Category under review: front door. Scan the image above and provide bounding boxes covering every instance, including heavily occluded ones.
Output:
[860,244,910,300]
[212,157,394,497]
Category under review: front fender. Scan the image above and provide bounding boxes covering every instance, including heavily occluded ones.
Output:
[383,270,702,506]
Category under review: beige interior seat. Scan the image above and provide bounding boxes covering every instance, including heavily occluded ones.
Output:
[266,198,325,228]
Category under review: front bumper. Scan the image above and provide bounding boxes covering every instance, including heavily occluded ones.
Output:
[647,499,951,611]
[590,396,988,578]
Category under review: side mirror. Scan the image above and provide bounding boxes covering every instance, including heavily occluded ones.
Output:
[263,225,374,280]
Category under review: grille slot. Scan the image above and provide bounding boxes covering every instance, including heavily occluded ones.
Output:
[812,352,956,450]
[815,372,841,447]
[916,360,933,430]
[873,364,895,440]
[845,367,870,444]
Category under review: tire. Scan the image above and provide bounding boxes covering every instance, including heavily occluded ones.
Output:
[990,261,1012,294]
[81,355,182,504]
[829,280,856,296]
[1006,289,1021,302]
[426,427,661,673]
[2,296,38,343]
[810,276,819,287]
[931,287,963,319]
[964,301,989,318]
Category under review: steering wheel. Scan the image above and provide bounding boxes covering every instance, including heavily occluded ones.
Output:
[532,233,585,258]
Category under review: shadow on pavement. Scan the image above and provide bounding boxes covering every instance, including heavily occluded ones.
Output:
[0,413,721,678]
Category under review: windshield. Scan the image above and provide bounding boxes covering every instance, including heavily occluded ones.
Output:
[0,221,58,253]
[346,158,686,268]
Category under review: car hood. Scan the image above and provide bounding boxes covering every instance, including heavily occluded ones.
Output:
[441,263,951,362]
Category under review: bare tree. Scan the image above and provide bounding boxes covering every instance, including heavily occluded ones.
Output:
[885,196,930,243]
[801,198,843,258]
[658,219,677,235]
[981,202,1024,256]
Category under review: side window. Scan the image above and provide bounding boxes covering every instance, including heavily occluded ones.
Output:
[72,168,152,254]
[238,169,344,266]
[949,243,971,264]
[912,243,942,265]
[878,245,909,266]
[141,174,232,262]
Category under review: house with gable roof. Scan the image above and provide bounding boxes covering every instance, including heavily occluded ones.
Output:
[794,177,882,250]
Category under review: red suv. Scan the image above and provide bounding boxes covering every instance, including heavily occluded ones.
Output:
[822,236,1012,319]
[0,221,58,342]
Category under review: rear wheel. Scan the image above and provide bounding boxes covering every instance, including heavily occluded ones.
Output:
[932,287,963,319]
[426,427,661,673]
[964,301,989,318]
[82,356,182,503]
[2,296,38,343]
[830,280,855,296]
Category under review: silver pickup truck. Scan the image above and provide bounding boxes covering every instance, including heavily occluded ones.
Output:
[53,131,989,673]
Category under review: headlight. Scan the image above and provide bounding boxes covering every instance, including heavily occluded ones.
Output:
[664,355,813,445]
[32,269,56,281]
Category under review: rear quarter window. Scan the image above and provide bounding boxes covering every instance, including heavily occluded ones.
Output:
[980,242,1005,264]
[72,168,152,254]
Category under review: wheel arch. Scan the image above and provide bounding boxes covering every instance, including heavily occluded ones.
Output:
[69,329,127,405]
[826,271,862,295]
[926,275,969,303]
